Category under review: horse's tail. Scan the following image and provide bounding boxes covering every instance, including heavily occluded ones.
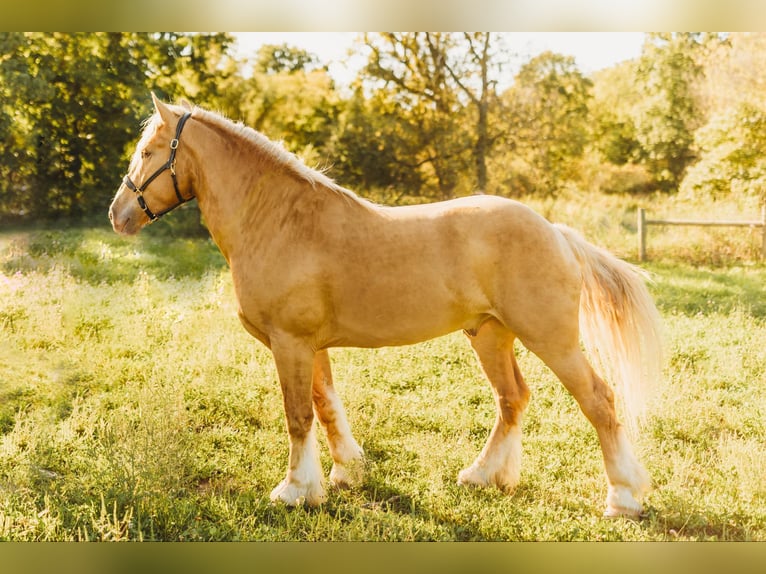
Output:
[555,224,663,435]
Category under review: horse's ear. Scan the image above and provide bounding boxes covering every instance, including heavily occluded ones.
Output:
[179,98,192,111]
[151,92,175,126]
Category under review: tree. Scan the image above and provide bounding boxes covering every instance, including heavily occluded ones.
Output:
[0,33,154,218]
[0,32,238,221]
[680,101,766,201]
[332,85,425,200]
[501,51,593,196]
[141,33,238,110]
[253,44,321,75]
[632,33,704,191]
[358,33,504,199]
[590,60,643,166]
[223,45,342,169]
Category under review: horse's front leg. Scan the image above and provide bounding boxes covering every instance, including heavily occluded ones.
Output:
[312,350,365,489]
[270,334,325,506]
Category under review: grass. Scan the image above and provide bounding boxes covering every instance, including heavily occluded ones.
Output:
[1,194,765,541]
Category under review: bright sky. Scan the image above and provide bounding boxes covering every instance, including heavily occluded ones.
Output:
[231,32,646,85]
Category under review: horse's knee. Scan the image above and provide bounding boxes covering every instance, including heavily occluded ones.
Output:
[285,407,315,439]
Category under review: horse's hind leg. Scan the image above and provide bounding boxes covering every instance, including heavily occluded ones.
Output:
[527,339,650,518]
[312,350,365,488]
[459,319,530,491]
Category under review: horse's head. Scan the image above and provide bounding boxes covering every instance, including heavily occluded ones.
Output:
[109,93,195,235]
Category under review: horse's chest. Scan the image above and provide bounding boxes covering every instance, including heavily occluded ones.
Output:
[231,262,330,339]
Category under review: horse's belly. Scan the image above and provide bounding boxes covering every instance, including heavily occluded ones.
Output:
[328,282,489,348]
[331,315,472,348]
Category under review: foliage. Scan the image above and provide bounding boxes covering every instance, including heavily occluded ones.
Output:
[332,86,426,200]
[253,43,321,75]
[355,33,504,199]
[632,33,704,191]
[590,60,644,166]
[234,67,341,169]
[3,32,766,221]
[680,101,766,201]
[500,51,593,196]
[356,33,471,199]
[681,33,766,203]
[0,32,235,222]
[0,33,147,219]
[589,162,654,196]
[698,33,766,114]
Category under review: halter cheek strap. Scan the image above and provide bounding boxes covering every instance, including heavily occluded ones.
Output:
[123,112,193,221]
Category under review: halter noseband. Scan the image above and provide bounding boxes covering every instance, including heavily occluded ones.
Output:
[122,112,193,221]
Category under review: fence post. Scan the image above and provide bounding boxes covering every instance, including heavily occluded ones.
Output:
[637,207,647,262]
[761,205,766,261]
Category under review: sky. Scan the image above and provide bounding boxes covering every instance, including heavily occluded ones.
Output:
[231,32,647,86]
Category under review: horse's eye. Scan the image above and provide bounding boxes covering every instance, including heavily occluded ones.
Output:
[141,150,152,159]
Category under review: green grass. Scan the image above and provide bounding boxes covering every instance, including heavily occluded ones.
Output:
[1,203,765,541]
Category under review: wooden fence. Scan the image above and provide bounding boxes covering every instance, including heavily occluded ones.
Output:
[637,206,766,262]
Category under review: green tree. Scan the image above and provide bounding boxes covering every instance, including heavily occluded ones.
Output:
[253,43,320,75]
[227,45,342,168]
[680,101,766,201]
[633,33,704,191]
[0,32,238,221]
[0,33,153,218]
[147,32,238,108]
[0,33,37,217]
[501,51,593,196]
[590,60,643,166]
[358,32,503,199]
[332,85,425,201]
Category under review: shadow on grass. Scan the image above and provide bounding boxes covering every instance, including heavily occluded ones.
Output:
[642,495,762,541]
[647,262,766,319]
[1,223,227,284]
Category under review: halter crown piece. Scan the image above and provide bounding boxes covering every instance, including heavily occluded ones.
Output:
[122,112,194,221]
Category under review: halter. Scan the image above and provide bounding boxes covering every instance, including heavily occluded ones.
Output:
[122,112,194,221]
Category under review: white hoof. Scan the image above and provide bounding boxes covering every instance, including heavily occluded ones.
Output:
[457,462,519,492]
[270,478,325,507]
[457,464,490,487]
[458,427,522,491]
[604,485,644,519]
[330,455,365,489]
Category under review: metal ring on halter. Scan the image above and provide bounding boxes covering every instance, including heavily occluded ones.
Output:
[122,112,193,221]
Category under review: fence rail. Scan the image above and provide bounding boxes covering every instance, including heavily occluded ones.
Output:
[637,206,766,261]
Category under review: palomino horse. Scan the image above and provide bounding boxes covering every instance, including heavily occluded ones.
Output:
[109,94,662,518]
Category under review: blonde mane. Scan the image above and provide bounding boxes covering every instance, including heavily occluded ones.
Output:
[177,105,362,204]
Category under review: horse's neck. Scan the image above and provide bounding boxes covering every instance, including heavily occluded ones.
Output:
[191,130,342,261]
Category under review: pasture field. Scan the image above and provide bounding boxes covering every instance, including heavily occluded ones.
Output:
[0,194,765,541]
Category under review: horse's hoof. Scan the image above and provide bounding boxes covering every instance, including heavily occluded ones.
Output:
[270,479,325,507]
[603,504,644,520]
[330,456,366,489]
[458,462,520,492]
[457,465,487,487]
[605,485,644,519]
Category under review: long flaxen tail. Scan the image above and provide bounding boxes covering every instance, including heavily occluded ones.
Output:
[555,224,663,436]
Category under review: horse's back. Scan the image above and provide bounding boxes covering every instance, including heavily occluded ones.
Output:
[382,194,577,276]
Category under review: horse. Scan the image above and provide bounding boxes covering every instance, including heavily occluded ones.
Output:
[109,94,662,518]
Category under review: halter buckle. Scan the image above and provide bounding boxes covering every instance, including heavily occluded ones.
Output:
[170,138,179,150]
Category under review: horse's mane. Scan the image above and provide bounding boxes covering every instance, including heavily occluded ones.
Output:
[170,104,364,205]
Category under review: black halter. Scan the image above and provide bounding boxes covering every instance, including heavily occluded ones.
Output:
[122,112,193,221]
